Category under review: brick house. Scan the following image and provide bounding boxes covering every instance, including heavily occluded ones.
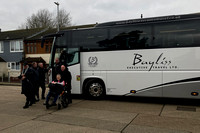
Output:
[0,24,95,82]
[23,28,56,67]
[23,24,96,67]
[0,28,46,82]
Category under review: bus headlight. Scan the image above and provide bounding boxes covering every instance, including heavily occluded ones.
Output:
[191,92,198,96]
[130,90,136,94]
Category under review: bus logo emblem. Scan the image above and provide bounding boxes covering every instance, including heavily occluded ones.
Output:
[88,57,98,67]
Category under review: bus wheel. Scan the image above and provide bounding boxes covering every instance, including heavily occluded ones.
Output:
[85,79,105,99]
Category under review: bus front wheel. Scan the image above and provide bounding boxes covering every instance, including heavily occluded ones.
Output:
[84,79,105,99]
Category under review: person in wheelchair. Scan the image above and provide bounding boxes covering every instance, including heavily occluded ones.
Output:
[45,74,65,107]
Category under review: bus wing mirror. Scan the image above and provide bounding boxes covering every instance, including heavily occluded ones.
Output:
[41,33,64,48]
[41,38,45,48]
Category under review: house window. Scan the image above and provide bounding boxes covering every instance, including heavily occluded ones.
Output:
[27,45,29,53]
[27,43,30,53]
[10,40,23,52]
[7,62,11,68]
[30,45,33,53]
[11,63,15,69]
[27,43,37,54]
[45,45,49,53]
[16,62,20,70]
[34,43,37,53]
[8,62,21,70]
[0,42,4,53]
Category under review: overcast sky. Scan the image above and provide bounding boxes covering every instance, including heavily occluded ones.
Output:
[1,0,200,31]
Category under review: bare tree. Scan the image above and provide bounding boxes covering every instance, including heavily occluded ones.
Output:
[25,9,53,29]
[58,9,72,28]
[19,9,72,29]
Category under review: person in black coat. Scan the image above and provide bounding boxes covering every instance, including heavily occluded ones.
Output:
[18,62,34,109]
[58,65,72,103]
[38,62,48,99]
[59,50,67,65]
[53,58,61,80]
[30,62,39,101]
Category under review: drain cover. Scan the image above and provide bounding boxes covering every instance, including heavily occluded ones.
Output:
[177,106,196,112]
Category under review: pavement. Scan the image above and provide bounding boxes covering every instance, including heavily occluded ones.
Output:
[0,82,21,86]
[0,85,200,133]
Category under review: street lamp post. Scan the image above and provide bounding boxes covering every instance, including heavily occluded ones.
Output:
[54,2,59,32]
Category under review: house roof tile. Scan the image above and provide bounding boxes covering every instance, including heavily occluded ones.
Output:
[0,57,6,62]
[0,24,96,41]
[0,28,45,41]
[25,24,96,41]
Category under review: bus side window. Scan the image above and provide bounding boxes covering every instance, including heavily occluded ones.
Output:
[108,25,151,50]
[66,48,79,66]
[67,53,74,63]
[154,20,200,48]
[67,52,79,66]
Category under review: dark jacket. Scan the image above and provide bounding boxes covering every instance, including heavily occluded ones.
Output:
[60,50,67,65]
[54,63,61,75]
[53,63,61,80]
[38,67,48,83]
[30,67,39,83]
[18,67,33,94]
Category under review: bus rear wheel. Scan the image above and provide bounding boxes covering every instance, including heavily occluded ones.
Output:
[84,79,105,99]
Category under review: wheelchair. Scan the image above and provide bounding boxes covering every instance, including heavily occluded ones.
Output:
[45,83,68,109]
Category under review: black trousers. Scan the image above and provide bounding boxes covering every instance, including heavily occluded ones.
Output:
[65,86,72,103]
[24,91,34,105]
[34,83,39,99]
[32,82,38,100]
[38,82,46,98]
[67,90,72,103]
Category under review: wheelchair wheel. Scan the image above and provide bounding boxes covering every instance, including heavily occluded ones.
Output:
[61,95,68,108]
[58,103,61,110]
[62,102,68,108]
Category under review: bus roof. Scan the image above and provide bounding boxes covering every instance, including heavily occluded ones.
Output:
[96,12,200,27]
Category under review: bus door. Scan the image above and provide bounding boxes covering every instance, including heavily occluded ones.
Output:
[66,48,81,94]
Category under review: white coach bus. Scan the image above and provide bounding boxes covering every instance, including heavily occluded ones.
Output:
[42,13,200,99]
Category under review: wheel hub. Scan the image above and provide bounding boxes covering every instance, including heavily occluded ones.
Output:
[89,83,103,97]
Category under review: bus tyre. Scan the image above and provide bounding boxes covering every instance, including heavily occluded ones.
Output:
[84,79,105,99]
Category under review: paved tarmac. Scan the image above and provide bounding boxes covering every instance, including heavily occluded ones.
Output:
[0,85,200,133]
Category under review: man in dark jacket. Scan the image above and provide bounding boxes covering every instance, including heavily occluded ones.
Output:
[30,62,39,101]
[58,65,72,103]
[38,62,48,99]
[59,50,67,65]
[53,58,61,80]
[18,62,34,109]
